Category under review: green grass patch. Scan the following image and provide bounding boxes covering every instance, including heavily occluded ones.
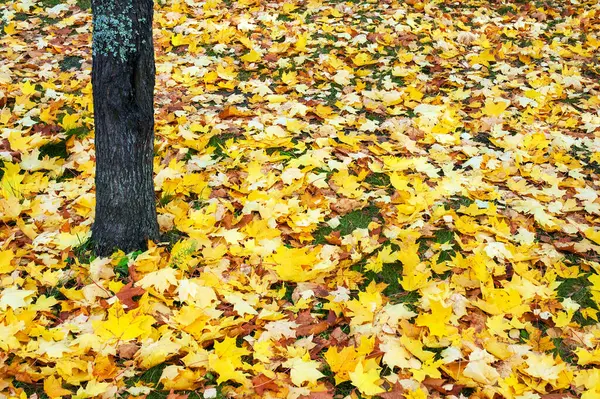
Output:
[66,126,90,139]
[114,256,130,279]
[39,0,62,6]
[364,172,390,188]
[444,195,475,210]
[497,5,514,15]
[76,0,91,9]
[158,193,175,206]
[39,140,68,159]
[549,337,577,365]
[208,133,237,158]
[160,228,186,250]
[70,237,95,264]
[237,70,252,81]
[14,12,29,21]
[556,275,597,309]
[56,168,81,183]
[59,56,83,71]
[265,147,303,159]
[434,229,454,244]
[12,381,49,399]
[313,205,380,245]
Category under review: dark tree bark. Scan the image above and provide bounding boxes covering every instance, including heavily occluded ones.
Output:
[91,0,159,255]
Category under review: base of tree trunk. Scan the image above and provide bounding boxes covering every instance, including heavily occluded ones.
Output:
[91,0,159,256]
[92,211,159,256]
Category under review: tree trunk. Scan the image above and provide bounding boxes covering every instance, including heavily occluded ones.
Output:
[91,0,159,256]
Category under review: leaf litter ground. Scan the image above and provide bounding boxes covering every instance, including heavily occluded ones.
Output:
[1,0,600,398]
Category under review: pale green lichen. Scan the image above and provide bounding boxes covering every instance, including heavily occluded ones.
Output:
[92,0,136,62]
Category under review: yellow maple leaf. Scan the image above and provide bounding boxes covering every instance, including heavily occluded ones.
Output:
[171,33,188,46]
[295,32,309,52]
[324,346,358,384]
[44,376,72,398]
[0,163,24,199]
[281,71,298,85]
[138,267,179,293]
[469,49,496,66]
[346,282,383,325]
[314,104,333,119]
[353,53,376,66]
[241,49,262,63]
[405,389,428,399]
[575,348,600,366]
[349,361,384,396]
[72,380,110,399]
[269,246,323,282]
[331,169,363,199]
[169,239,197,271]
[481,99,509,117]
[3,22,16,35]
[584,228,600,245]
[208,336,250,384]
[92,304,155,341]
[0,249,15,274]
[160,365,202,390]
[284,353,324,387]
[364,245,397,273]
[0,287,35,310]
[21,81,37,96]
[415,300,453,337]
[59,113,79,131]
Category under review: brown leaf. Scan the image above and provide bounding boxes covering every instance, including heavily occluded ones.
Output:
[252,374,279,395]
[128,264,140,282]
[117,343,139,359]
[423,378,449,394]
[210,188,228,198]
[116,283,145,310]
[326,310,337,325]
[378,381,405,399]
[166,390,189,399]
[330,198,362,214]
[221,212,234,229]
[324,231,342,245]
[296,321,329,336]
[299,392,334,399]
[553,239,579,254]
[219,105,253,119]
[329,327,349,345]
[234,213,254,229]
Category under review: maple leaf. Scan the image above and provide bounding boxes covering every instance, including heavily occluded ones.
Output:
[0,163,24,199]
[415,300,454,337]
[208,336,250,384]
[93,304,155,341]
[481,99,509,117]
[0,248,15,274]
[284,353,325,387]
[0,287,35,310]
[269,246,325,282]
[349,361,384,396]
[138,267,179,293]
[324,346,358,384]
[44,375,72,398]
[252,374,280,395]
[116,282,145,310]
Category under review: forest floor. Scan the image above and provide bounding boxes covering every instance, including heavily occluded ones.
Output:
[2,0,600,398]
